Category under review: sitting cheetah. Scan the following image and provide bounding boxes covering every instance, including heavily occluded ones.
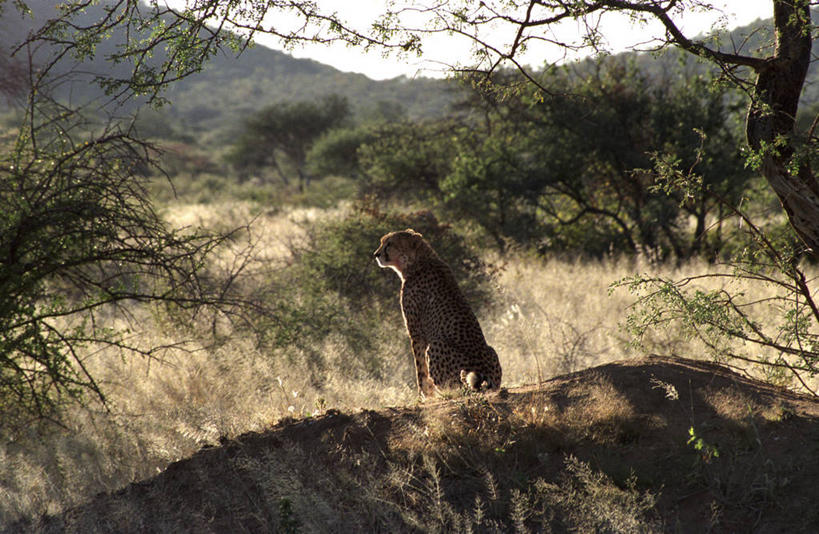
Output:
[373,229,502,397]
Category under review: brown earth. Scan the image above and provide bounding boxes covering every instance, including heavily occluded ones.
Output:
[24,355,819,533]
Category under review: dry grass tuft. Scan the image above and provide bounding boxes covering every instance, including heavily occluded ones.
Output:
[485,256,684,386]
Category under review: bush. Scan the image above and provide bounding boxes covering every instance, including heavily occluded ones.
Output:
[306,126,377,179]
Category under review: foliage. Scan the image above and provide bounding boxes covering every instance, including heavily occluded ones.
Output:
[16,0,244,104]
[614,157,818,393]
[355,60,751,259]
[535,456,660,533]
[132,109,193,143]
[225,94,350,186]
[0,0,274,425]
[305,125,378,180]
[357,120,460,198]
[277,497,302,534]
[0,98,253,424]
[303,100,411,181]
[688,426,720,463]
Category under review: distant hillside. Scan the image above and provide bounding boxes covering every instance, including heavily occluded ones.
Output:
[22,356,819,533]
[163,44,456,138]
[0,0,456,136]
[3,2,818,140]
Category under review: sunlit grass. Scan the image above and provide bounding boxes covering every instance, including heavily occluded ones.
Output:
[486,255,730,386]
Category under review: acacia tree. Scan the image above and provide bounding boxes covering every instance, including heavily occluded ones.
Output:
[0,94,266,422]
[434,61,751,259]
[225,94,350,187]
[0,1,270,423]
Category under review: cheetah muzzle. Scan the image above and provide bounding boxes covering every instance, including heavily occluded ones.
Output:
[373,228,502,397]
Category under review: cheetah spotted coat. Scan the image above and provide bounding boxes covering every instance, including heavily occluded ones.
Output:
[374,229,502,397]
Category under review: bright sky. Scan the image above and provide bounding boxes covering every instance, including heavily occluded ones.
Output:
[190,1,775,80]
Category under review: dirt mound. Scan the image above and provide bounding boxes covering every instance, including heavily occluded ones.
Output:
[29,355,819,533]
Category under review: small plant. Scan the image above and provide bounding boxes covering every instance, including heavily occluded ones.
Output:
[278,497,302,534]
[687,426,720,463]
[529,456,661,533]
[649,376,679,400]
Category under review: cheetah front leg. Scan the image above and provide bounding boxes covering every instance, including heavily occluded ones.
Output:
[411,337,436,398]
[403,288,435,398]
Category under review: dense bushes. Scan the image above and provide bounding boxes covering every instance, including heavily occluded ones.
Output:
[308,60,752,261]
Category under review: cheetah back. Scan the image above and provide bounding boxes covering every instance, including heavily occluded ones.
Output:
[401,256,501,389]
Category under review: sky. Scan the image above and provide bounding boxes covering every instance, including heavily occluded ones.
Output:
[259,1,775,80]
[179,1,775,80]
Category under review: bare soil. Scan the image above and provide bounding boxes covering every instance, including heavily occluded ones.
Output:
[24,355,819,533]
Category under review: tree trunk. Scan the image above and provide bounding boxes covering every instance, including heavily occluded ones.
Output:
[746,0,819,254]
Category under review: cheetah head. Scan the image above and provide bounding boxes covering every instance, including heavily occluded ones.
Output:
[373,229,431,279]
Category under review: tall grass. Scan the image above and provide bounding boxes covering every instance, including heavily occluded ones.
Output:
[0,202,813,527]
[485,254,781,385]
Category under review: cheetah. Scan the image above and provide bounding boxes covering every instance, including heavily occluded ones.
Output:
[373,229,502,397]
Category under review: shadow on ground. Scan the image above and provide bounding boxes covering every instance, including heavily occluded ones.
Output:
[23,355,819,533]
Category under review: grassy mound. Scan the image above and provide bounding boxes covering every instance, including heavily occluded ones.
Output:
[25,355,819,533]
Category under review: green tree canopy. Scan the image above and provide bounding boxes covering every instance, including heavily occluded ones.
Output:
[226,94,350,187]
[355,60,751,260]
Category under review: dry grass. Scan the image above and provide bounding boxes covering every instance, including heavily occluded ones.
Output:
[488,257,633,383]
[0,202,816,529]
[488,253,819,393]
[490,256,706,384]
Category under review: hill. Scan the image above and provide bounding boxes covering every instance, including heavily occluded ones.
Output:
[0,0,455,134]
[25,355,819,533]
[163,47,455,134]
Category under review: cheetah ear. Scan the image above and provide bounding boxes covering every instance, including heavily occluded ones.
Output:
[405,228,422,237]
